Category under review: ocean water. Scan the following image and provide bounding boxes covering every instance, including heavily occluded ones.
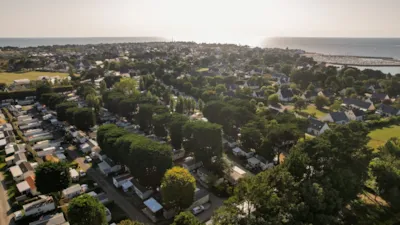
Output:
[264,37,400,74]
[0,37,165,48]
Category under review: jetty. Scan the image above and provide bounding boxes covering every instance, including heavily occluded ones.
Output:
[303,53,400,67]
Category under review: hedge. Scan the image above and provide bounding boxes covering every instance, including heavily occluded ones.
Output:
[366,116,400,129]
[0,85,73,101]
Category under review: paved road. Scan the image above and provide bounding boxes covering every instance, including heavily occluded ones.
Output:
[66,148,152,224]
[0,172,15,225]
[197,190,225,222]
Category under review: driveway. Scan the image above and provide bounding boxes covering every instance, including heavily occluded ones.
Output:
[66,148,152,224]
[0,172,15,225]
[197,191,225,222]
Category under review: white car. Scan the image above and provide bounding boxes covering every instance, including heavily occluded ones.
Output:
[192,205,205,215]
[84,156,92,163]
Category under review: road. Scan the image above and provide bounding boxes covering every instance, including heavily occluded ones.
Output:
[197,190,225,222]
[0,172,15,225]
[66,148,152,224]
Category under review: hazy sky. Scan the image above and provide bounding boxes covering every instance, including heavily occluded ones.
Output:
[1,0,400,40]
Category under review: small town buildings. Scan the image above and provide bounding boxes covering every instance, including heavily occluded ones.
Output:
[113,173,133,188]
[322,112,349,124]
[16,175,38,196]
[69,168,79,182]
[345,109,365,121]
[62,184,82,199]
[376,104,400,117]
[98,157,121,176]
[342,98,375,111]
[225,166,247,185]
[10,165,24,182]
[143,197,163,223]
[182,157,203,171]
[131,179,154,200]
[232,147,254,158]
[29,213,67,225]
[369,93,390,104]
[14,195,56,221]
[189,188,210,209]
[307,117,330,136]
[277,88,294,102]
[172,149,185,161]
[87,191,109,204]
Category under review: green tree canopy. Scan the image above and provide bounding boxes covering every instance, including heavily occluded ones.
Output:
[161,167,196,210]
[35,162,71,194]
[68,194,107,225]
[171,211,201,225]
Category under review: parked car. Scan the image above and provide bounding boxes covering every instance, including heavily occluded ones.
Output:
[84,156,92,163]
[192,205,205,215]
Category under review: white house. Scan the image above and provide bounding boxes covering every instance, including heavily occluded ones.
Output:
[69,168,79,182]
[98,157,121,176]
[10,165,24,182]
[14,195,56,221]
[322,112,349,125]
[307,117,330,136]
[62,184,82,200]
[112,173,133,188]
[182,157,203,171]
[131,179,154,200]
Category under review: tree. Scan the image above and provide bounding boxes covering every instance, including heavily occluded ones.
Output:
[294,98,306,110]
[183,121,222,168]
[172,211,201,225]
[36,81,52,99]
[56,102,78,121]
[268,94,279,105]
[175,96,185,114]
[86,94,102,112]
[215,84,227,94]
[68,194,107,225]
[315,95,329,109]
[114,77,139,96]
[161,167,196,211]
[118,220,144,225]
[73,107,96,130]
[35,162,70,194]
[240,124,263,152]
[168,113,189,149]
[153,113,171,138]
[198,99,205,111]
[99,80,107,94]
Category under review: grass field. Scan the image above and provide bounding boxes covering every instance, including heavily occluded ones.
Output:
[368,125,400,149]
[196,68,209,72]
[0,71,69,84]
[301,105,328,119]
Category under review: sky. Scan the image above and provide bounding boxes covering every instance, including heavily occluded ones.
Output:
[1,0,400,41]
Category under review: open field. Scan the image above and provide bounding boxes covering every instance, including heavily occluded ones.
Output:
[368,125,400,149]
[301,105,328,118]
[0,71,69,84]
[196,67,209,72]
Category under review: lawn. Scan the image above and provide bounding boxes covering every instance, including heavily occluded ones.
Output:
[0,71,69,84]
[301,105,328,119]
[368,125,400,149]
[196,68,209,72]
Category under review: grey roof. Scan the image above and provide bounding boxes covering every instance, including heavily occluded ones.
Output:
[303,90,318,99]
[378,104,399,115]
[330,112,349,122]
[371,93,388,100]
[351,108,365,117]
[280,88,294,98]
[308,117,326,130]
[343,98,372,110]
[29,213,66,225]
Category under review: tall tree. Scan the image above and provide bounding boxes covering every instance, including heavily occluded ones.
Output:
[171,211,201,225]
[35,162,71,195]
[161,167,196,211]
[68,194,107,225]
[168,113,189,149]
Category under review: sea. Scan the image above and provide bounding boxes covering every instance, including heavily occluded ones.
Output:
[1,37,400,74]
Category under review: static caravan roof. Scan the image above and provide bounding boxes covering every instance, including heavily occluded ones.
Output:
[10,165,23,177]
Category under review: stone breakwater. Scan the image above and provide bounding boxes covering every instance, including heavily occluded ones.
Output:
[303,53,400,67]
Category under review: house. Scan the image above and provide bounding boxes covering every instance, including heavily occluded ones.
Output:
[87,191,109,204]
[225,166,247,185]
[342,98,375,111]
[189,188,210,209]
[5,143,26,156]
[37,146,56,157]
[14,195,56,221]
[232,147,254,158]
[302,90,318,101]
[318,90,334,99]
[10,165,24,182]
[307,117,330,136]
[369,93,390,104]
[182,157,203,171]
[19,161,34,178]
[247,157,262,169]
[197,167,219,185]
[113,173,133,188]
[69,168,79,182]
[79,143,91,153]
[254,155,274,171]
[143,197,163,223]
[345,109,365,121]
[17,175,39,196]
[376,104,400,117]
[98,157,121,176]
[172,149,185,161]
[277,88,294,102]
[131,179,154,200]
[322,112,349,124]
[276,76,290,86]
[29,213,67,225]
[62,184,82,200]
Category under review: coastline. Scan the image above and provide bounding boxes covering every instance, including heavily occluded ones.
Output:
[303,53,400,67]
